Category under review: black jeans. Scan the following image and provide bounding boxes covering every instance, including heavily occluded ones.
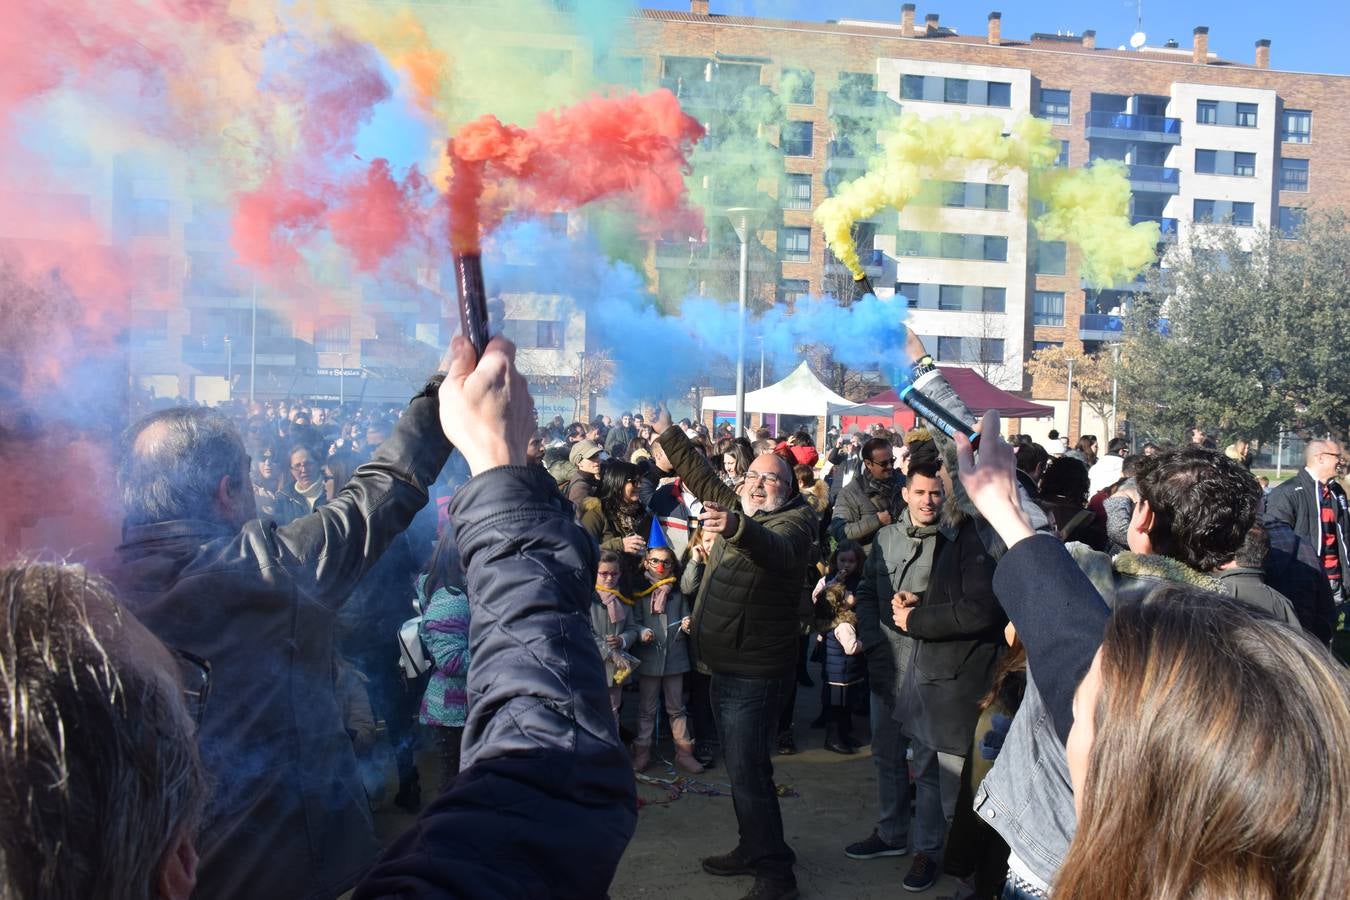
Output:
[711,673,796,883]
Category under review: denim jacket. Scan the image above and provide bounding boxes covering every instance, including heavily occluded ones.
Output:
[974,543,1226,886]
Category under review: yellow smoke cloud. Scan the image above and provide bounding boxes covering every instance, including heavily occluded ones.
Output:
[815,112,1159,288]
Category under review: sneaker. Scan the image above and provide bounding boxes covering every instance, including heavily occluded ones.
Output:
[777,732,798,755]
[693,740,717,768]
[702,849,756,877]
[902,852,939,892]
[739,876,799,900]
[844,831,909,860]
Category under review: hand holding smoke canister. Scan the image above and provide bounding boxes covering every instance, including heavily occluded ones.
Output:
[853,273,876,298]
[900,369,981,450]
[453,253,491,357]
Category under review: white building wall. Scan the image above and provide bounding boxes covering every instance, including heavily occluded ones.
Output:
[871,58,1034,390]
[1168,82,1279,250]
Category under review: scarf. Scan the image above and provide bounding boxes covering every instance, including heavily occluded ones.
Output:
[905,522,939,540]
[595,586,631,623]
[633,576,675,613]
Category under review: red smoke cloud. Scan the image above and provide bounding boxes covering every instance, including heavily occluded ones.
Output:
[328,160,429,271]
[448,89,705,252]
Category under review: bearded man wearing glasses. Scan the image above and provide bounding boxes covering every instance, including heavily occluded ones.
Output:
[651,408,818,900]
[830,436,906,554]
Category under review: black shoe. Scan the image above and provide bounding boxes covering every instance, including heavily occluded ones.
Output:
[844,830,909,860]
[777,732,798,755]
[842,733,863,750]
[703,849,755,877]
[392,781,422,814]
[824,738,857,755]
[739,876,799,900]
[694,740,716,768]
[902,852,939,892]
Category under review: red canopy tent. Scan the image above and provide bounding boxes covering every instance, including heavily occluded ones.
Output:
[839,367,1054,434]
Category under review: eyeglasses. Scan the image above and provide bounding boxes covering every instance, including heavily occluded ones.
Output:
[171,648,212,727]
[743,471,784,486]
[291,461,316,471]
[259,454,274,463]
[867,457,895,469]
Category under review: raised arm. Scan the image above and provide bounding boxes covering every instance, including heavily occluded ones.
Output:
[957,413,1108,745]
[652,412,739,511]
[354,338,636,900]
[264,380,453,607]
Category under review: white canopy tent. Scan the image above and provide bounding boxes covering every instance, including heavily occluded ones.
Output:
[701,362,895,418]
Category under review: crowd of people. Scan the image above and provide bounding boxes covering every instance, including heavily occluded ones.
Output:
[2,326,1348,900]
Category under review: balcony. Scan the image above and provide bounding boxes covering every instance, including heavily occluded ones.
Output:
[1126,164,1180,194]
[1085,110,1182,144]
[660,77,768,110]
[180,335,297,368]
[827,89,899,120]
[825,247,885,278]
[1079,313,1125,341]
[1131,214,1178,238]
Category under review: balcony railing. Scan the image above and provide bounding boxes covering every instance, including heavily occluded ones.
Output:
[1126,164,1181,192]
[1085,110,1182,141]
[825,247,885,275]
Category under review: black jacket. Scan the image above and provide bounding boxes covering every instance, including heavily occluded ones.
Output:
[1262,517,1338,643]
[896,517,1005,756]
[1266,469,1350,584]
[657,427,818,678]
[829,468,906,552]
[352,466,636,899]
[110,393,451,900]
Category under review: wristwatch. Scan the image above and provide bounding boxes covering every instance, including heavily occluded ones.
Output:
[411,372,446,405]
[910,354,937,381]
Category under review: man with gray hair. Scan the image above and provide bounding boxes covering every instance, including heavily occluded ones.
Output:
[110,360,454,898]
[1266,438,1350,659]
[0,562,207,900]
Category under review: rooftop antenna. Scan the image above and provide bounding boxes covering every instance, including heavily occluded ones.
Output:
[1128,0,1147,49]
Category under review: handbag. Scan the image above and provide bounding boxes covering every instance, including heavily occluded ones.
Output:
[398,616,433,680]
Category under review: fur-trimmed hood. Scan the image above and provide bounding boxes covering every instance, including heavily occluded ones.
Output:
[1069,543,1224,610]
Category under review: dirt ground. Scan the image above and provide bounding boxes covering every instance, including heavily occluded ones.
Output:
[373,683,965,899]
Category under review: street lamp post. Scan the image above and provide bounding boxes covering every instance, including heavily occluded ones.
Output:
[248,276,258,404]
[724,207,767,436]
[1109,343,1122,439]
[1065,355,1075,437]
[758,335,766,390]
[224,335,232,403]
[338,351,347,406]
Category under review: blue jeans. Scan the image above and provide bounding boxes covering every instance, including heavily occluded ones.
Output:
[869,690,912,849]
[711,673,796,883]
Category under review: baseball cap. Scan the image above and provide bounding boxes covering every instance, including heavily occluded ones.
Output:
[569,440,607,466]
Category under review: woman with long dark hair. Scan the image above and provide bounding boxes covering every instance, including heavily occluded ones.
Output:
[580,461,652,576]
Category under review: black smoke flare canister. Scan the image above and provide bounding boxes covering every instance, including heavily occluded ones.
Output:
[853,272,875,299]
[453,252,491,357]
[900,370,981,449]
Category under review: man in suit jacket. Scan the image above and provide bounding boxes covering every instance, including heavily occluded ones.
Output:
[1265,439,1350,659]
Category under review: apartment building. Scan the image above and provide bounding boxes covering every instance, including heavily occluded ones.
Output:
[624,3,1350,432]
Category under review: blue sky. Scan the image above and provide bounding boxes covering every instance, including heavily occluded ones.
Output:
[642,0,1348,76]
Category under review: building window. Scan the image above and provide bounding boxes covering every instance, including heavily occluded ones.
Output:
[1233,152,1256,177]
[983,287,1007,313]
[986,82,1011,107]
[980,338,1005,364]
[777,279,810,303]
[781,120,813,156]
[536,320,563,349]
[779,227,811,262]
[1231,201,1254,227]
[1280,158,1309,192]
[1278,206,1306,238]
[897,231,1007,262]
[1055,140,1069,168]
[1033,340,1064,353]
[983,236,1008,261]
[315,317,351,354]
[784,173,812,209]
[1197,100,1218,124]
[939,284,964,311]
[1236,103,1258,127]
[1282,109,1311,143]
[1033,291,1065,326]
[1036,241,1067,275]
[1194,199,1216,223]
[1195,149,1217,174]
[895,282,920,306]
[1039,88,1070,124]
[936,336,963,363]
[944,78,969,104]
[782,68,814,104]
[901,74,924,100]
